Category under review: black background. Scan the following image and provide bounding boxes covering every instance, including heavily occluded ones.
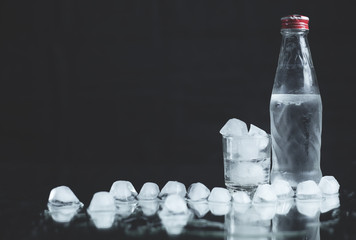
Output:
[1,0,356,211]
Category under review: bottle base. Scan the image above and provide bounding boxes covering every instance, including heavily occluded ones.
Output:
[271,170,322,189]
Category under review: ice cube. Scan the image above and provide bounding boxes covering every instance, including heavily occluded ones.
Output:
[296,199,321,217]
[230,162,265,185]
[159,181,187,198]
[139,200,159,216]
[187,182,210,201]
[47,186,83,223]
[271,179,294,198]
[208,187,231,203]
[252,184,277,204]
[248,124,270,150]
[296,180,322,200]
[220,118,248,136]
[87,192,116,212]
[208,202,231,216]
[137,182,160,200]
[320,195,340,213]
[234,137,261,159]
[87,192,116,229]
[188,201,209,218]
[248,124,267,136]
[163,194,188,214]
[318,176,340,195]
[232,191,251,204]
[48,186,82,206]
[109,180,137,201]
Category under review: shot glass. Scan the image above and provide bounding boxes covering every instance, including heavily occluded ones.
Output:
[222,134,271,193]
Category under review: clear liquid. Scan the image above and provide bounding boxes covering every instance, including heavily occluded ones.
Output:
[270,94,322,188]
[224,157,270,192]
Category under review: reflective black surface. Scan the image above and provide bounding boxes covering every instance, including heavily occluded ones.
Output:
[1,163,355,240]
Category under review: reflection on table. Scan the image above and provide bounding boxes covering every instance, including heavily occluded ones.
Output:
[44,193,340,239]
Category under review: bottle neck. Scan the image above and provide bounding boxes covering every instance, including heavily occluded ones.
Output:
[272,29,319,95]
[278,29,313,68]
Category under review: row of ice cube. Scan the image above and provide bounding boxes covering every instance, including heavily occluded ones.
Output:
[297,176,340,199]
[48,181,232,207]
[47,180,233,216]
[46,180,340,231]
[48,175,339,211]
[46,181,229,230]
[231,177,339,205]
[251,176,340,204]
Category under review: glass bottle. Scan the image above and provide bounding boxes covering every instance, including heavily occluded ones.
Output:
[270,15,322,188]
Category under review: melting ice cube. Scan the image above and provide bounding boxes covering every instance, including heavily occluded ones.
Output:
[318,176,340,195]
[47,186,83,223]
[248,124,267,136]
[109,180,137,201]
[48,186,82,206]
[208,187,231,203]
[296,180,322,200]
[271,179,294,198]
[252,184,277,204]
[137,182,160,200]
[207,188,231,215]
[88,192,116,212]
[248,124,270,150]
[159,181,187,198]
[87,192,116,229]
[187,182,210,201]
[232,191,251,204]
[220,118,248,136]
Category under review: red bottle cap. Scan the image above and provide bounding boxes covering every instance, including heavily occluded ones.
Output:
[281,14,309,30]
